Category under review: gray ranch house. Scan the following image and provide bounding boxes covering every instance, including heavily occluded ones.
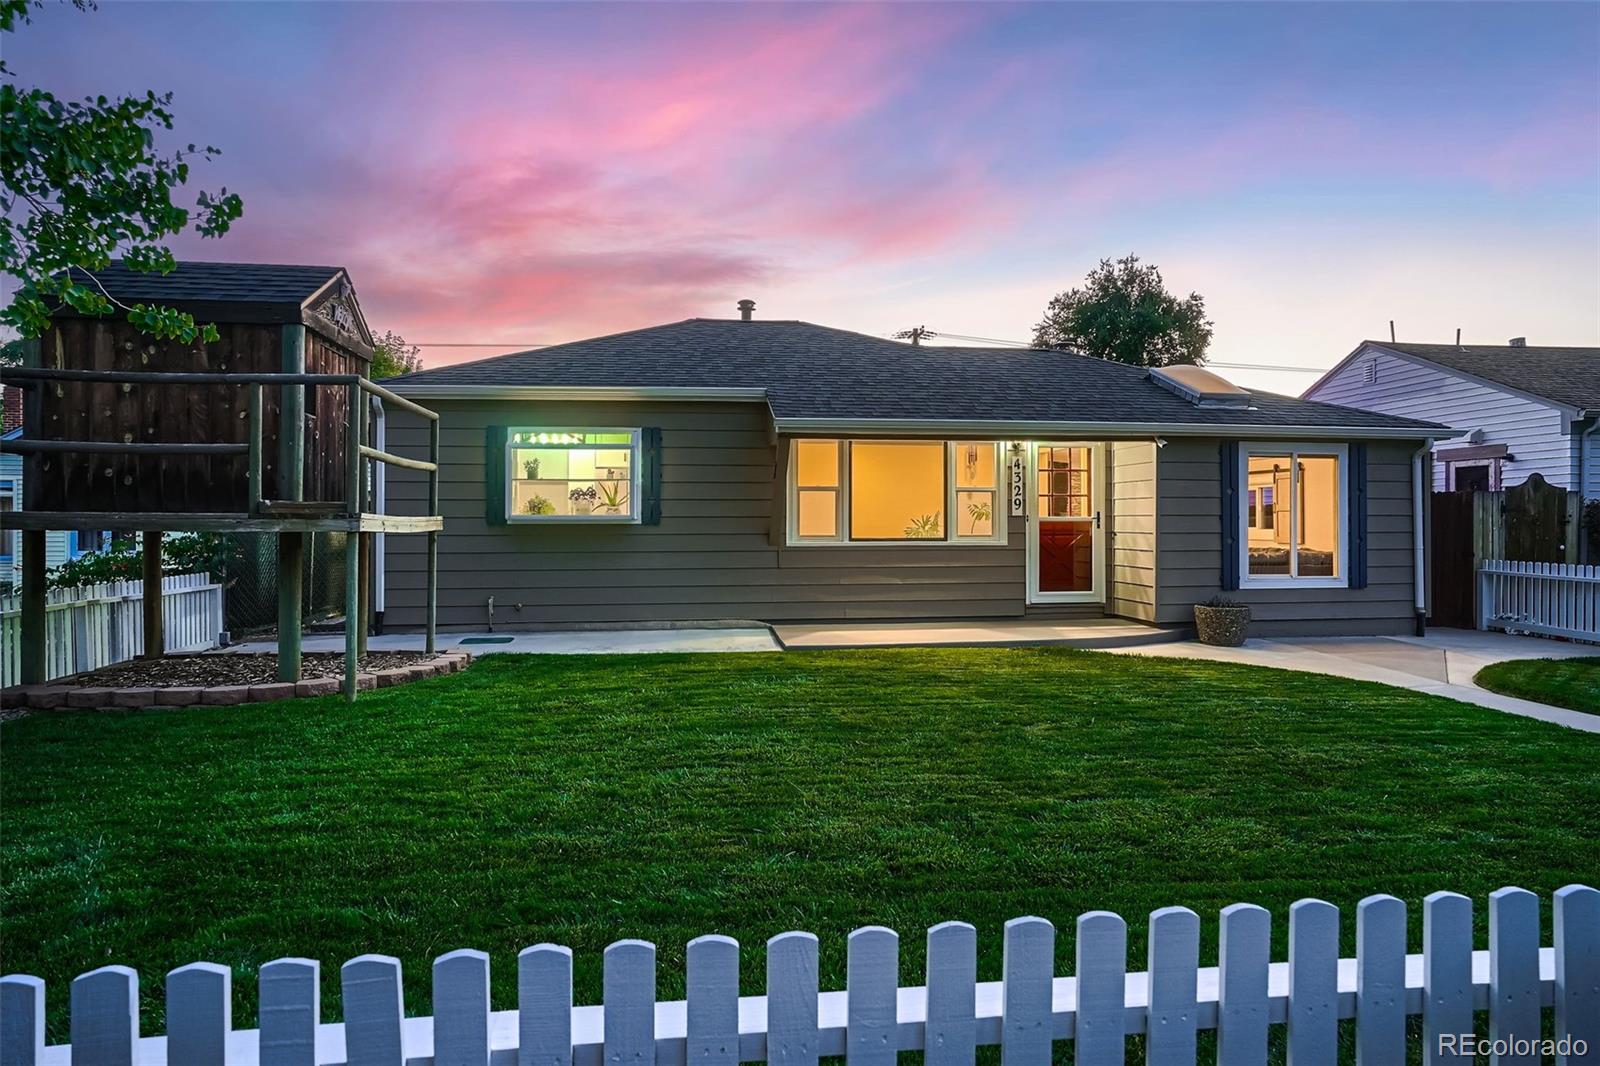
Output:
[381,310,1444,636]
[1303,340,1599,496]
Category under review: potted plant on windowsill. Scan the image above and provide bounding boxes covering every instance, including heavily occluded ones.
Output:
[1193,595,1251,646]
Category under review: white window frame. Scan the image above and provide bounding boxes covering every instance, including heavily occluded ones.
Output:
[505,427,642,524]
[785,439,1007,547]
[1238,442,1348,589]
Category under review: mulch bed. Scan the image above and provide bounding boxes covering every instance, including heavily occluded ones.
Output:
[66,652,440,689]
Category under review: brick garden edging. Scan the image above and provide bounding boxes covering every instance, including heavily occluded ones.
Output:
[0,652,471,712]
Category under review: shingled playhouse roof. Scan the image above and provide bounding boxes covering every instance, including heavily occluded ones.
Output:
[388,318,1446,436]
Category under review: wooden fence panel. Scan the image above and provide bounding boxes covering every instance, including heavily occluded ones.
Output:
[846,927,898,1066]
[1422,893,1472,1066]
[687,936,740,1066]
[1488,888,1540,1066]
[8,884,1599,1066]
[1000,916,1053,1066]
[1286,900,1339,1066]
[1216,903,1271,1066]
[924,921,977,1066]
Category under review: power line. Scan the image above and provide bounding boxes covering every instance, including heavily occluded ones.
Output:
[410,342,549,348]
[893,326,1328,373]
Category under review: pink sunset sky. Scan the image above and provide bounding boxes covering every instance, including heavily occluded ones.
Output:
[9,1,1599,389]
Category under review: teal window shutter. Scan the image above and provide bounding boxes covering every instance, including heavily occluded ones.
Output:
[641,428,663,525]
[1349,443,1369,588]
[1220,440,1240,590]
[486,426,508,525]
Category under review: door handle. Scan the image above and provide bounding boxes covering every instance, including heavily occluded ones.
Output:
[1094,510,1102,529]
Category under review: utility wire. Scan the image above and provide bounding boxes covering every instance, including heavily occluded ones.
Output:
[892,326,1328,373]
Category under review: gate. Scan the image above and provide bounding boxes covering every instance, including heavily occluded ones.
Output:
[1429,491,1475,627]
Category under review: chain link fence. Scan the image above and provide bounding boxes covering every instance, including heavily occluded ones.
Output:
[217,531,350,637]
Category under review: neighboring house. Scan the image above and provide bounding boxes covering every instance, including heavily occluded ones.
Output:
[0,391,107,588]
[1303,340,1600,497]
[381,311,1444,636]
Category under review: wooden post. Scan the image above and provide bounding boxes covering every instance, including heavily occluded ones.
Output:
[19,529,47,685]
[344,530,360,702]
[246,383,263,515]
[141,531,163,658]
[277,533,304,683]
[427,415,440,655]
[276,325,307,683]
[358,532,372,657]
[347,380,366,659]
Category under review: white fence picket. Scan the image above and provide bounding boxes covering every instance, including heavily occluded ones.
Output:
[603,940,656,1066]
[767,932,820,1066]
[1145,907,1199,1066]
[1286,899,1339,1066]
[1478,559,1600,641]
[259,957,320,1066]
[1421,893,1472,1066]
[433,949,490,1066]
[70,965,139,1066]
[846,926,898,1066]
[1552,884,1598,1066]
[341,954,406,1066]
[1488,888,1540,1066]
[0,973,45,1066]
[1000,916,1053,1066]
[924,921,977,1066]
[1355,895,1405,1066]
[1216,903,1270,1066]
[518,945,571,1066]
[686,935,739,1066]
[166,961,231,1066]
[0,571,225,686]
[9,884,1600,1066]
[1075,911,1127,1066]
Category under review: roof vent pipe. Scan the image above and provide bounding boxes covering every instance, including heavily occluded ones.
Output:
[1508,336,1526,347]
[737,299,755,322]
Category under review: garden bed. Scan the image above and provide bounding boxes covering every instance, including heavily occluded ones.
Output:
[0,651,469,714]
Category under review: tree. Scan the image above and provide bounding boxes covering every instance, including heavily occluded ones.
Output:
[369,330,422,379]
[1031,255,1212,367]
[0,0,244,343]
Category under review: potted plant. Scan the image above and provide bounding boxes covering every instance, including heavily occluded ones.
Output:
[568,485,599,515]
[1193,595,1251,646]
[595,480,629,515]
[524,496,555,516]
[522,457,541,480]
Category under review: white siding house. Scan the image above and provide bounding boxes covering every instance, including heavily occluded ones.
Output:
[1304,341,1599,497]
[0,427,107,587]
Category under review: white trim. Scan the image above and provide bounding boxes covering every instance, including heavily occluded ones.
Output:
[774,417,1438,440]
[504,427,642,525]
[1237,442,1349,589]
[1026,441,1106,605]
[387,384,770,402]
[784,438,1007,547]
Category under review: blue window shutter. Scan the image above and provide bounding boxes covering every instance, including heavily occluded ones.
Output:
[485,426,507,525]
[1349,443,1369,589]
[641,428,663,525]
[1220,441,1240,590]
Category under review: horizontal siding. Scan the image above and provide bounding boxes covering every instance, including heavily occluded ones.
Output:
[1307,347,1574,490]
[1152,437,1418,635]
[382,400,1034,628]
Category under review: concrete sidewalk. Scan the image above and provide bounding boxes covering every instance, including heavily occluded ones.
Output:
[1107,628,1599,734]
[226,627,782,656]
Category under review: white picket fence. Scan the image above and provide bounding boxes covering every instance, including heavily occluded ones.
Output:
[0,572,224,687]
[1478,559,1600,642]
[2,884,1596,1066]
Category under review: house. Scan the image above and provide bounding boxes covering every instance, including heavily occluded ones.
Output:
[1302,340,1599,497]
[379,307,1445,636]
[0,388,107,589]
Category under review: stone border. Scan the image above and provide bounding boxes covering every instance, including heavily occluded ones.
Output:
[1,652,471,712]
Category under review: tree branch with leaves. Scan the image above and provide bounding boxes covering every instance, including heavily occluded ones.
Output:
[1032,255,1213,368]
[0,0,243,343]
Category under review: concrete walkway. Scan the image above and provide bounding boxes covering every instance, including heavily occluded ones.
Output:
[1106,628,1599,734]
[226,627,782,656]
[774,616,1188,650]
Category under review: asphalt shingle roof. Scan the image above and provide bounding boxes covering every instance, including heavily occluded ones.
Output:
[389,318,1443,432]
[64,260,344,306]
[1372,342,1600,412]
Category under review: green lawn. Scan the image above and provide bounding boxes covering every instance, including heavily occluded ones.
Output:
[3,648,1597,1041]
[1475,656,1600,714]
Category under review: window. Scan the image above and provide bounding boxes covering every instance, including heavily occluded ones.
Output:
[506,429,640,523]
[0,478,15,565]
[1241,445,1345,585]
[788,440,1003,545]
